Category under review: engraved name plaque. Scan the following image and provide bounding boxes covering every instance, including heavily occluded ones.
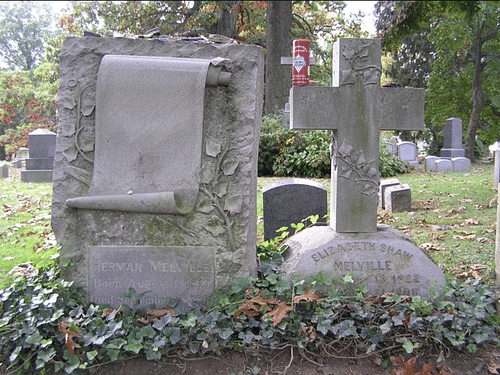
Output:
[88,246,215,308]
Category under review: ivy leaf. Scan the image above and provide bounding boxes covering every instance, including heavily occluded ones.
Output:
[357,45,370,58]
[224,195,243,216]
[354,150,367,167]
[81,104,95,117]
[199,163,215,184]
[63,145,78,162]
[339,166,352,179]
[204,215,225,237]
[222,160,239,176]
[206,139,221,157]
[363,68,380,86]
[218,327,234,340]
[341,69,356,85]
[338,141,354,157]
[362,183,378,197]
[379,320,392,334]
[213,180,228,198]
[342,45,355,60]
[196,198,214,214]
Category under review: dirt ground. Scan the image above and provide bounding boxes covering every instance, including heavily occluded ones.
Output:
[91,345,500,375]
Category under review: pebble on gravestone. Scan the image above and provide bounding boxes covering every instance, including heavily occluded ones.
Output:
[51,37,264,308]
[385,183,411,213]
[263,178,327,241]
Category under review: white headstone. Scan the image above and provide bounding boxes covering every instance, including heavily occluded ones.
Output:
[451,157,471,172]
[435,159,453,172]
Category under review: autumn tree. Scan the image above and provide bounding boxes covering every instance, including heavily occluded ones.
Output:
[376,1,500,160]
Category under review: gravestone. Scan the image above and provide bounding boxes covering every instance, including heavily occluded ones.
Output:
[425,156,439,171]
[13,147,29,168]
[385,183,411,213]
[495,150,500,188]
[435,159,452,173]
[397,141,419,170]
[440,117,465,158]
[1,164,8,179]
[384,142,394,155]
[52,37,264,308]
[21,129,57,182]
[452,157,471,172]
[263,178,327,241]
[281,38,445,296]
[379,178,400,209]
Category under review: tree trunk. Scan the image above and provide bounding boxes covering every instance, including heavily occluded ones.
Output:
[212,1,239,38]
[264,1,292,116]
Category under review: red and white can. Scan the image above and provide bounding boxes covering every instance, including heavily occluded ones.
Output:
[292,39,310,86]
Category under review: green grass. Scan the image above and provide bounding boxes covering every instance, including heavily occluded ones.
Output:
[0,161,497,288]
[0,172,57,287]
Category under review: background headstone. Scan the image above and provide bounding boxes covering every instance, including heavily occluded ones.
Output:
[52,37,264,308]
[385,183,411,213]
[397,141,418,170]
[21,129,56,182]
[1,164,8,179]
[494,150,500,188]
[263,178,327,240]
[379,178,400,209]
[440,117,465,158]
[435,159,453,173]
[451,157,471,172]
[425,156,439,171]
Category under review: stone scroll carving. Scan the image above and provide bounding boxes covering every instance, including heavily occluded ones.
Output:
[66,55,231,215]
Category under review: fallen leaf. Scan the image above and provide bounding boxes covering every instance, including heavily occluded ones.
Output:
[487,359,500,374]
[59,321,82,355]
[262,302,294,327]
[421,243,446,251]
[234,289,280,319]
[293,284,322,304]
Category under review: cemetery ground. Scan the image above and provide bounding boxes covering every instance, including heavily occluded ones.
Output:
[1,162,500,374]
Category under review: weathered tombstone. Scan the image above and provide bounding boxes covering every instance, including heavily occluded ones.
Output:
[1,164,8,179]
[379,178,400,209]
[281,38,445,296]
[263,178,327,241]
[13,147,29,168]
[21,129,57,182]
[389,136,399,155]
[440,117,465,158]
[385,183,411,213]
[397,141,419,169]
[51,37,264,308]
[384,142,394,154]
[494,150,500,188]
[452,157,471,173]
[425,155,439,171]
[435,159,453,173]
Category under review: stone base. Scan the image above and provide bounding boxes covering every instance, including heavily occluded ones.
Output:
[21,170,53,182]
[440,148,465,158]
[26,158,54,170]
[280,225,445,297]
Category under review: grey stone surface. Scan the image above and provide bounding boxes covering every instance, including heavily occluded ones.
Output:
[21,170,53,182]
[28,129,56,159]
[89,246,215,307]
[451,157,471,172]
[51,37,264,307]
[15,147,29,159]
[435,159,453,173]
[26,158,54,170]
[495,151,500,188]
[13,160,22,168]
[379,178,400,209]
[263,178,327,241]
[425,156,439,171]
[385,183,411,213]
[1,164,8,178]
[290,38,424,233]
[440,117,465,158]
[397,141,417,162]
[281,226,445,296]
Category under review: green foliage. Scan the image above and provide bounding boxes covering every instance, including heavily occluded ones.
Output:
[379,145,413,177]
[1,261,499,374]
[0,2,57,70]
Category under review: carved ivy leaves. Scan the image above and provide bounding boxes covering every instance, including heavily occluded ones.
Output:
[340,44,380,87]
[336,140,378,197]
[197,138,243,249]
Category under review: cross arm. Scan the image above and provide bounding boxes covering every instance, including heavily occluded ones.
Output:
[377,87,425,131]
[289,86,341,130]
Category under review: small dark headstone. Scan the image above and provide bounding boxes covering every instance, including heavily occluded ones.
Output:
[263,178,327,240]
[21,129,56,182]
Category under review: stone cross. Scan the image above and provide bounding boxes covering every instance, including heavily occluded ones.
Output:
[290,38,425,233]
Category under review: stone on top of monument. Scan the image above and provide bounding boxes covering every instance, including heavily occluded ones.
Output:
[263,178,327,241]
[51,37,264,308]
[384,183,411,213]
[452,157,471,173]
[440,117,465,158]
[281,37,445,296]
